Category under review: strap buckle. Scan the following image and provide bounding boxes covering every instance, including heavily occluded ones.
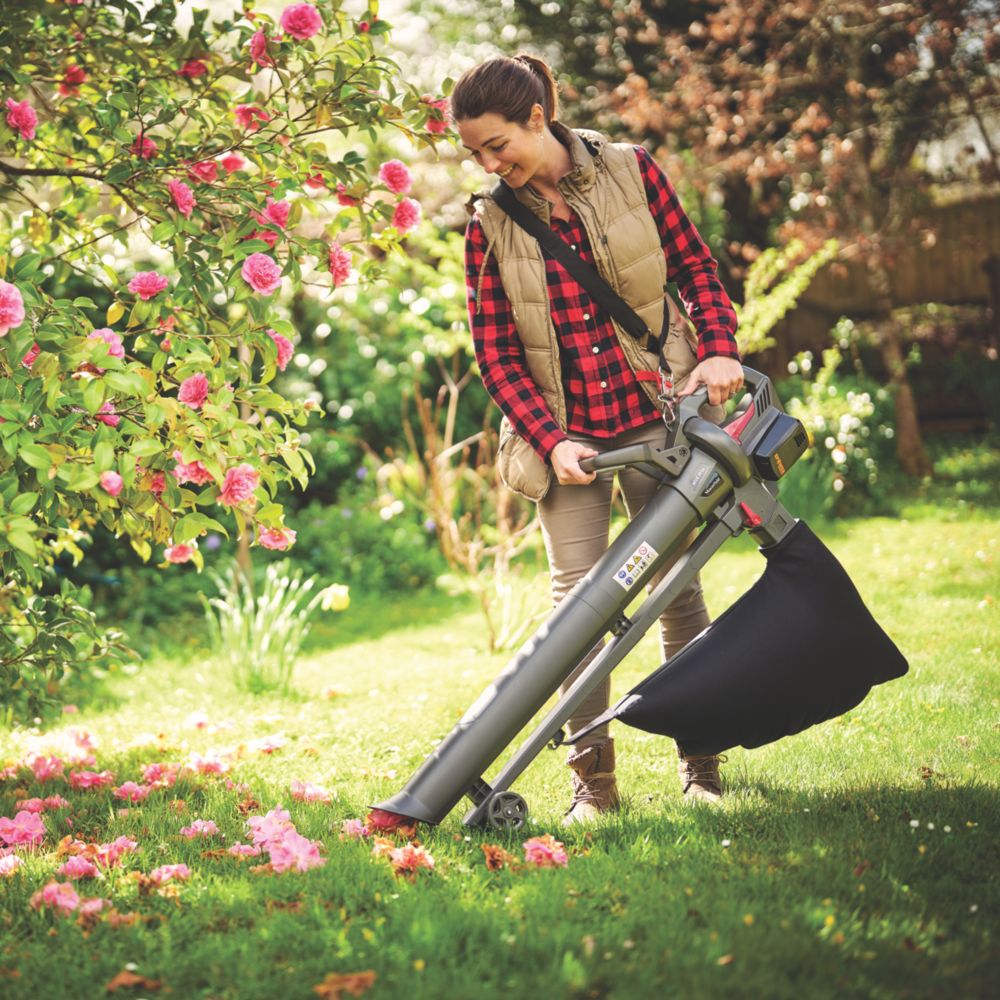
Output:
[658,368,677,428]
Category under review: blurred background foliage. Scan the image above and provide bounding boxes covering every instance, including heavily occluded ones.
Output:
[10,0,999,712]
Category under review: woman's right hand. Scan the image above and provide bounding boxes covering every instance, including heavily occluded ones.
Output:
[550,439,599,485]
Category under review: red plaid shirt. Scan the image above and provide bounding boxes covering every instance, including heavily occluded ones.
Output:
[465,145,739,460]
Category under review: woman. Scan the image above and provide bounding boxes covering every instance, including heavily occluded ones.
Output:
[453,54,743,823]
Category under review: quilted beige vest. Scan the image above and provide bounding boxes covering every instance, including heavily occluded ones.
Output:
[469,122,695,426]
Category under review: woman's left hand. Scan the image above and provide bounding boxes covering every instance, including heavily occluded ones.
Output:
[676,356,744,406]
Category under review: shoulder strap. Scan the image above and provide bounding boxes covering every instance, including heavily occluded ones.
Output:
[491,182,663,357]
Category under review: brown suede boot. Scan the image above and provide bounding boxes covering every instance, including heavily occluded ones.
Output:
[677,747,724,802]
[562,739,620,826]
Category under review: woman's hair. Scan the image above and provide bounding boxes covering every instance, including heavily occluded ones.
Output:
[450,54,559,125]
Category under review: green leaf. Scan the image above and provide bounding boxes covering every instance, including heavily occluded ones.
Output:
[131,437,163,459]
[19,444,52,471]
[10,492,38,514]
[150,220,174,243]
[7,529,36,557]
[107,301,126,325]
[93,440,114,472]
[13,253,42,279]
[104,371,146,396]
[83,378,106,414]
[106,162,132,184]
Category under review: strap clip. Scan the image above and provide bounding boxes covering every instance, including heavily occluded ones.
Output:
[658,367,677,429]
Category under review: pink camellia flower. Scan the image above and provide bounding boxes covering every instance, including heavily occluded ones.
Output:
[128,271,169,300]
[378,159,412,195]
[0,280,26,337]
[5,98,37,141]
[177,59,209,78]
[184,750,230,775]
[218,463,259,506]
[168,178,196,218]
[241,252,282,294]
[178,371,209,409]
[339,819,369,841]
[95,836,138,867]
[149,863,190,885]
[267,329,294,371]
[423,95,450,134]
[130,134,158,159]
[112,781,151,803]
[220,152,246,174]
[247,734,287,755]
[59,64,88,97]
[335,184,359,207]
[365,809,415,834]
[328,243,352,287]
[269,830,326,873]
[0,854,22,877]
[358,20,370,33]
[78,897,109,917]
[388,843,435,878]
[254,196,290,229]
[248,228,279,249]
[180,819,219,839]
[143,761,180,787]
[58,855,99,880]
[31,755,65,782]
[95,401,120,428]
[164,542,197,564]
[87,327,125,360]
[100,471,124,497]
[304,171,326,191]
[171,450,214,486]
[17,798,47,813]
[392,198,421,233]
[249,29,276,68]
[69,769,115,789]
[228,842,262,857]
[246,807,294,849]
[280,3,323,40]
[290,780,332,804]
[187,160,219,184]
[30,881,80,913]
[0,810,46,847]
[258,526,296,551]
[234,104,270,131]
[148,470,166,494]
[22,342,40,368]
[43,795,70,811]
[522,833,569,868]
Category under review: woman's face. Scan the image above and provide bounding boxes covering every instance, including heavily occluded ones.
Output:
[456,108,545,188]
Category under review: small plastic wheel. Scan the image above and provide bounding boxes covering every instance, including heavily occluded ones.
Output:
[486,791,529,831]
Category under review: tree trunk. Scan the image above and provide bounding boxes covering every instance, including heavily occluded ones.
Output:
[865,254,932,476]
[877,313,933,478]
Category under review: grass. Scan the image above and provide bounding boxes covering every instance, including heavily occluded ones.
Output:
[1,509,998,999]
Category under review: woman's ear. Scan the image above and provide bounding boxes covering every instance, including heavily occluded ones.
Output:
[529,102,547,131]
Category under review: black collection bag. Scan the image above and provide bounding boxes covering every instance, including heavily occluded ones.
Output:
[585,520,909,757]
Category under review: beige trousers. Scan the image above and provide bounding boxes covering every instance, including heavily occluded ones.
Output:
[538,420,711,750]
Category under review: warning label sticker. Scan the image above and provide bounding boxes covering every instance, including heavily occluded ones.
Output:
[612,541,658,591]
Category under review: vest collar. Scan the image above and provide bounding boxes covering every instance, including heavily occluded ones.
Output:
[467,123,607,219]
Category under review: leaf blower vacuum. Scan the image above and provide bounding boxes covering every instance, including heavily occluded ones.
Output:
[373,368,908,830]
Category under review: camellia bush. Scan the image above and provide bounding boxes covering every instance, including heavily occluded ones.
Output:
[0,0,449,711]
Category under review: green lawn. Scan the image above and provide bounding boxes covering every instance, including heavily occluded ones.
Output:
[1,511,997,999]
